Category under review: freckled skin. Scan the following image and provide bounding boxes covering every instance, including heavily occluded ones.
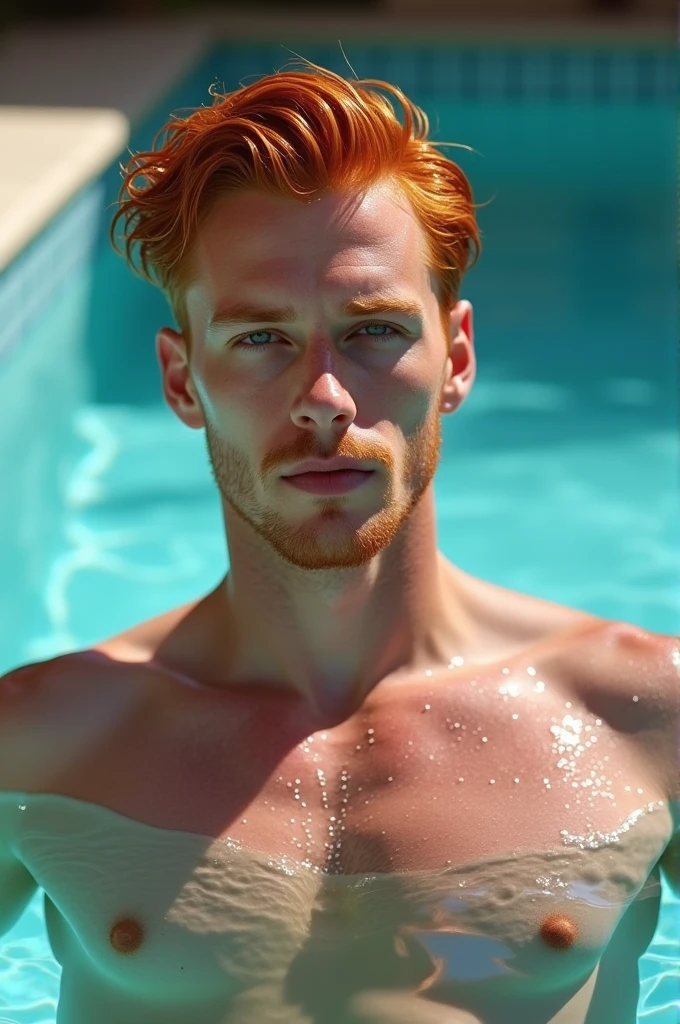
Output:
[539,913,578,950]
[110,917,144,954]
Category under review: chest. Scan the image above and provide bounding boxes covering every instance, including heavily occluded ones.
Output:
[13,788,666,1020]
[72,668,664,878]
[11,672,671,1018]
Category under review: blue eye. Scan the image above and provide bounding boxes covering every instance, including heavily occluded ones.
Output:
[234,322,402,350]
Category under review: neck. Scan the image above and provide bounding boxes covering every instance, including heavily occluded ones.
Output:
[204,495,478,719]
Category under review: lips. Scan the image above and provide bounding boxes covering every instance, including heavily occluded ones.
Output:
[283,459,371,476]
[281,468,374,495]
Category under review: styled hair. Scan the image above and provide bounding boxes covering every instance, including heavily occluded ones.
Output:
[111,55,483,343]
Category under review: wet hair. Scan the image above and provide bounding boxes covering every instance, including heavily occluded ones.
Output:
[110,55,483,343]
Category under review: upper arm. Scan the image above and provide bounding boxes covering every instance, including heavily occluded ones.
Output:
[658,819,680,898]
[0,665,43,935]
[578,627,680,896]
[0,827,38,937]
[650,633,680,896]
[0,653,118,935]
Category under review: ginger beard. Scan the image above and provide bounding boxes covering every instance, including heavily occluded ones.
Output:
[203,399,443,572]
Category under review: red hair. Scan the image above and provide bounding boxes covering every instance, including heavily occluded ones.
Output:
[111,56,484,341]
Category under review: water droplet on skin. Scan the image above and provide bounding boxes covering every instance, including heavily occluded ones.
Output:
[527,666,536,676]
[425,669,432,677]
[242,818,247,823]
[367,728,375,735]
[514,778,520,783]
[458,777,464,783]
[502,667,510,675]
[632,695,639,702]
[286,782,293,788]
[512,713,519,720]
[368,738,375,745]
[489,779,496,784]
[388,776,394,782]
[482,737,488,743]
[565,702,572,708]
[423,704,431,711]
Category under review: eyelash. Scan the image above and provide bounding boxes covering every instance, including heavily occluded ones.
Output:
[233,322,403,351]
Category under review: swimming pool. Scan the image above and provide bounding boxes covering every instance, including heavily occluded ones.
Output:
[0,38,677,1023]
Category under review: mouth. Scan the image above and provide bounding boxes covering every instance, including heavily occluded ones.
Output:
[281,469,374,496]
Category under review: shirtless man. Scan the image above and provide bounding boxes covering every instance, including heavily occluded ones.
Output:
[1,62,678,1023]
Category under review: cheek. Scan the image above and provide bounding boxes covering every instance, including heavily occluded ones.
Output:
[386,369,438,433]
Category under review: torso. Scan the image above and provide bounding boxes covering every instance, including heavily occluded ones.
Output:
[2,583,675,1024]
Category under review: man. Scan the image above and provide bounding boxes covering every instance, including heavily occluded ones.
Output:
[1,60,677,1023]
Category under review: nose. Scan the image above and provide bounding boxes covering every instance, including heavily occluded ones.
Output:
[289,371,357,432]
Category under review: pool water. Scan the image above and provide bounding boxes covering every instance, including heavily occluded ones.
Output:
[0,41,677,1023]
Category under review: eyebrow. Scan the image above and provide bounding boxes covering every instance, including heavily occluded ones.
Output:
[207,296,425,334]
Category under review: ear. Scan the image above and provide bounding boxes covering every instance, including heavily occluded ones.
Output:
[156,327,205,429]
[440,300,476,415]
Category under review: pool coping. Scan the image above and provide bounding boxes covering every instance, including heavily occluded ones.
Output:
[0,107,129,273]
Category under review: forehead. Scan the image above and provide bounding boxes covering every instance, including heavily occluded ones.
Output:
[187,182,433,304]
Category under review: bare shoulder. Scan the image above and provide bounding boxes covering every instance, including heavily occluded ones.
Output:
[545,618,679,887]
[561,620,679,799]
[0,651,156,792]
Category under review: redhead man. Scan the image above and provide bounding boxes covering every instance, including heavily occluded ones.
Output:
[0,58,677,1024]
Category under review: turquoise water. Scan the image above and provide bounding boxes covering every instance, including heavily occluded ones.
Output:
[0,42,677,1022]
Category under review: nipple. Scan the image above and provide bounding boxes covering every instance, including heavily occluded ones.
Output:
[539,913,578,950]
[110,917,144,954]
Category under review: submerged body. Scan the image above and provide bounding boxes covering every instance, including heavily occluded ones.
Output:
[1,574,677,1023]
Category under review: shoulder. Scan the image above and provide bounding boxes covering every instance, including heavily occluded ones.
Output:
[565,621,678,799]
[560,620,679,887]
[568,619,678,719]
[0,651,158,792]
